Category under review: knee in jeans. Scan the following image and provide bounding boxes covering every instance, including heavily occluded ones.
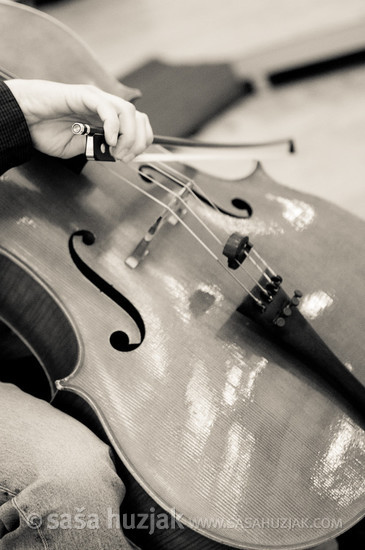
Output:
[44,445,125,511]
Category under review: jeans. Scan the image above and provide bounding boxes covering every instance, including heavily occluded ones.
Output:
[0,382,135,550]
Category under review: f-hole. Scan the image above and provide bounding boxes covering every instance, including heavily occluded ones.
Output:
[68,230,145,352]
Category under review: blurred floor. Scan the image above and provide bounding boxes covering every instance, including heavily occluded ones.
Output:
[41,0,365,76]
[38,0,365,219]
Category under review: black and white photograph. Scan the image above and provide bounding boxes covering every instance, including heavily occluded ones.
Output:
[0,1,364,549]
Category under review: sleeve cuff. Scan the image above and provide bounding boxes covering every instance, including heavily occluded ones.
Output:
[0,81,33,175]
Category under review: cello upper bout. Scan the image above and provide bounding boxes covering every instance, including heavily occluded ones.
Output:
[0,0,140,101]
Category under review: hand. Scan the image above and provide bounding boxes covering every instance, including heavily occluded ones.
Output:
[5,79,153,162]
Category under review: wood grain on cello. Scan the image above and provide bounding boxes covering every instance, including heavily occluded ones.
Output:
[0,1,364,549]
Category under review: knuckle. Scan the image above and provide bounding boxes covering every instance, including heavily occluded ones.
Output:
[139,112,148,124]
[126,102,136,115]
[118,100,135,115]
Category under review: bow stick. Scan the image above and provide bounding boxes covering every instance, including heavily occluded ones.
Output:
[72,122,295,162]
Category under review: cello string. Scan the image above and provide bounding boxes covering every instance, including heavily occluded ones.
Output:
[151,153,279,279]
[134,163,271,296]
[138,164,221,244]
[104,164,265,308]
[144,146,272,264]
[106,163,264,305]
[97,139,274,299]
[250,248,277,277]
[145,158,274,284]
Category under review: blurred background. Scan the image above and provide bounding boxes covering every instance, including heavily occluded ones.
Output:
[16,0,365,219]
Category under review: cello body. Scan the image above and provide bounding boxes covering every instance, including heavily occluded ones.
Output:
[0,2,364,549]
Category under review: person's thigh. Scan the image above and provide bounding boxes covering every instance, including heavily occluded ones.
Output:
[0,382,133,549]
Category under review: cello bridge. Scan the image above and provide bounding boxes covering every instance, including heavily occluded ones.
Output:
[125,185,190,269]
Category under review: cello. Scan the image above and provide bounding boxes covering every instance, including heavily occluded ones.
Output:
[0,1,364,548]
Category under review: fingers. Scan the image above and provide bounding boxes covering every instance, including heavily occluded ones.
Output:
[111,111,153,163]
[75,85,153,163]
[111,103,137,161]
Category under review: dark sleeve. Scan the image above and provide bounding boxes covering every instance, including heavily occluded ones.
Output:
[0,81,32,175]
